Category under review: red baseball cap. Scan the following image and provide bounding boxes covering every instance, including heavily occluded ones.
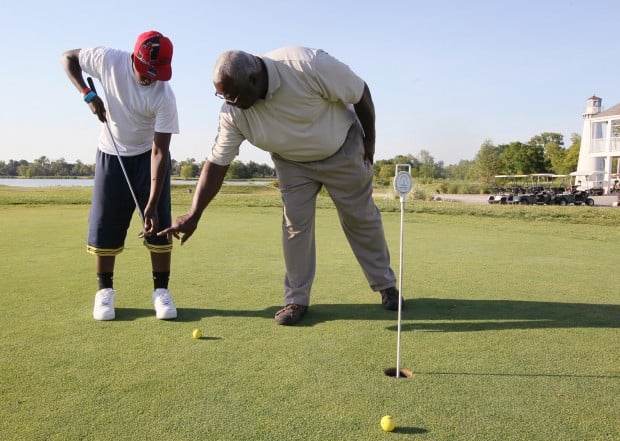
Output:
[133,31,173,81]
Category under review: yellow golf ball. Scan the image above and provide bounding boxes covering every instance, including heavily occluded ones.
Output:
[380,415,396,432]
[192,328,202,339]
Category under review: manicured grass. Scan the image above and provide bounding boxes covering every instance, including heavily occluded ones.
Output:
[0,187,618,440]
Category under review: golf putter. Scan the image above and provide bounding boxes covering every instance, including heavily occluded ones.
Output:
[87,77,146,238]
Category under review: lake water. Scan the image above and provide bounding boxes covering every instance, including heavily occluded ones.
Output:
[0,178,270,187]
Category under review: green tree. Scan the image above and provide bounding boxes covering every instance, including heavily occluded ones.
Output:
[226,160,251,179]
[378,164,395,179]
[224,160,274,179]
[529,132,564,150]
[564,133,581,173]
[71,160,94,176]
[246,161,261,178]
[500,141,546,174]
[4,160,28,176]
[253,163,275,178]
[445,159,476,180]
[530,132,564,172]
[416,149,443,180]
[544,142,568,174]
[180,163,199,179]
[17,164,33,177]
[392,154,415,165]
[473,139,502,183]
[373,154,415,179]
[178,158,200,179]
[29,156,51,176]
[373,159,392,178]
[170,158,181,176]
[49,158,72,176]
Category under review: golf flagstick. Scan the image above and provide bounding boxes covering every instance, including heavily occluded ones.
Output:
[393,164,413,379]
[87,77,146,237]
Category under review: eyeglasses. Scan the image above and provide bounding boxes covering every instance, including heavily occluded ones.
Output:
[214,91,239,104]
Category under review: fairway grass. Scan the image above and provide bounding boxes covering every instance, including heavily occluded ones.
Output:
[1,192,618,440]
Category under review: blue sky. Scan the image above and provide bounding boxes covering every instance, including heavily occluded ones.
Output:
[2,0,619,166]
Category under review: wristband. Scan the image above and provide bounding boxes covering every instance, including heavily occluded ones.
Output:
[84,91,97,103]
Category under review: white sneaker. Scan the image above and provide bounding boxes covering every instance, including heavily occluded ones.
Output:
[152,288,177,320]
[93,288,116,320]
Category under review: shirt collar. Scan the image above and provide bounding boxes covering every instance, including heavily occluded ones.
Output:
[258,56,280,100]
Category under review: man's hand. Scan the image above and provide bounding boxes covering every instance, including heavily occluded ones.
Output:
[353,82,376,165]
[141,208,159,237]
[88,95,108,123]
[157,213,199,245]
[363,138,375,164]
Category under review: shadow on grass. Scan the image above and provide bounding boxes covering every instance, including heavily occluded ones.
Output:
[415,371,619,379]
[165,298,619,331]
[388,298,620,332]
[173,306,281,322]
[174,305,395,325]
[108,307,280,322]
[114,308,155,321]
[393,427,428,435]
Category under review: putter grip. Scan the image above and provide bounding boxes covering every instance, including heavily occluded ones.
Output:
[87,77,97,94]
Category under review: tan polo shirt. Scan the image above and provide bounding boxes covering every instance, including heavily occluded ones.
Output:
[208,46,365,165]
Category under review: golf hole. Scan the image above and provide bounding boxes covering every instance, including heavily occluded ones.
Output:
[384,367,413,379]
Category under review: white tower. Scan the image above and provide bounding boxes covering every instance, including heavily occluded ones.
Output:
[575,95,605,186]
[584,95,602,115]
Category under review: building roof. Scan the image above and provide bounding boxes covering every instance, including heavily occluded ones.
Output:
[595,102,620,118]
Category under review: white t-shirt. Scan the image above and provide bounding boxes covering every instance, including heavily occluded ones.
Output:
[79,47,179,157]
[208,46,365,165]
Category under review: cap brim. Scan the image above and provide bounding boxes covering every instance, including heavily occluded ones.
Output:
[134,60,172,81]
[155,65,172,81]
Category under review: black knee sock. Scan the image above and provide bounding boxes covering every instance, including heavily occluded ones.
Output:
[153,272,170,290]
[97,272,114,290]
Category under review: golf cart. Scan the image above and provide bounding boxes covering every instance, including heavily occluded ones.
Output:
[553,189,595,206]
[569,171,604,196]
[610,174,620,194]
[551,174,595,206]
[512,174,558,205]
[488,175,527,204]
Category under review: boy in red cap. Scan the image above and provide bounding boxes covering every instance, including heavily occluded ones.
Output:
[61,31,179,321]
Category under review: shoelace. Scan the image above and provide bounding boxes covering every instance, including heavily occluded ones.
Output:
[99,291,114,306]
[156,292,171,305]
[277,304,304,316]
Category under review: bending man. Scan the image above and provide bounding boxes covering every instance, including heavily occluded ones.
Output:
[160,46,400,325]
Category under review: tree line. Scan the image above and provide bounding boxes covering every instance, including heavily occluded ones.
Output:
[0,157,275,180]
[0,158,96,178]
[373,132,582,184]
[0,131,590,182]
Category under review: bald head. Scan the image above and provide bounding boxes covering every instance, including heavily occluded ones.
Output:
[213,50,260,84]
[213,50,267,109]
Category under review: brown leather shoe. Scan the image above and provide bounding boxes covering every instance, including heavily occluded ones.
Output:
[275,303,308,326]
[380,287,405,311]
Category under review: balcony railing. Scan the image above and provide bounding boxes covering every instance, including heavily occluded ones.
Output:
[590,137,620,153]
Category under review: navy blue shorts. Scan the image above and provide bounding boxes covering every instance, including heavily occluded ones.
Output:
[87,149,172,256]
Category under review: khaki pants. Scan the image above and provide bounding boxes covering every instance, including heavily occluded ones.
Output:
[271,124,396,306]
